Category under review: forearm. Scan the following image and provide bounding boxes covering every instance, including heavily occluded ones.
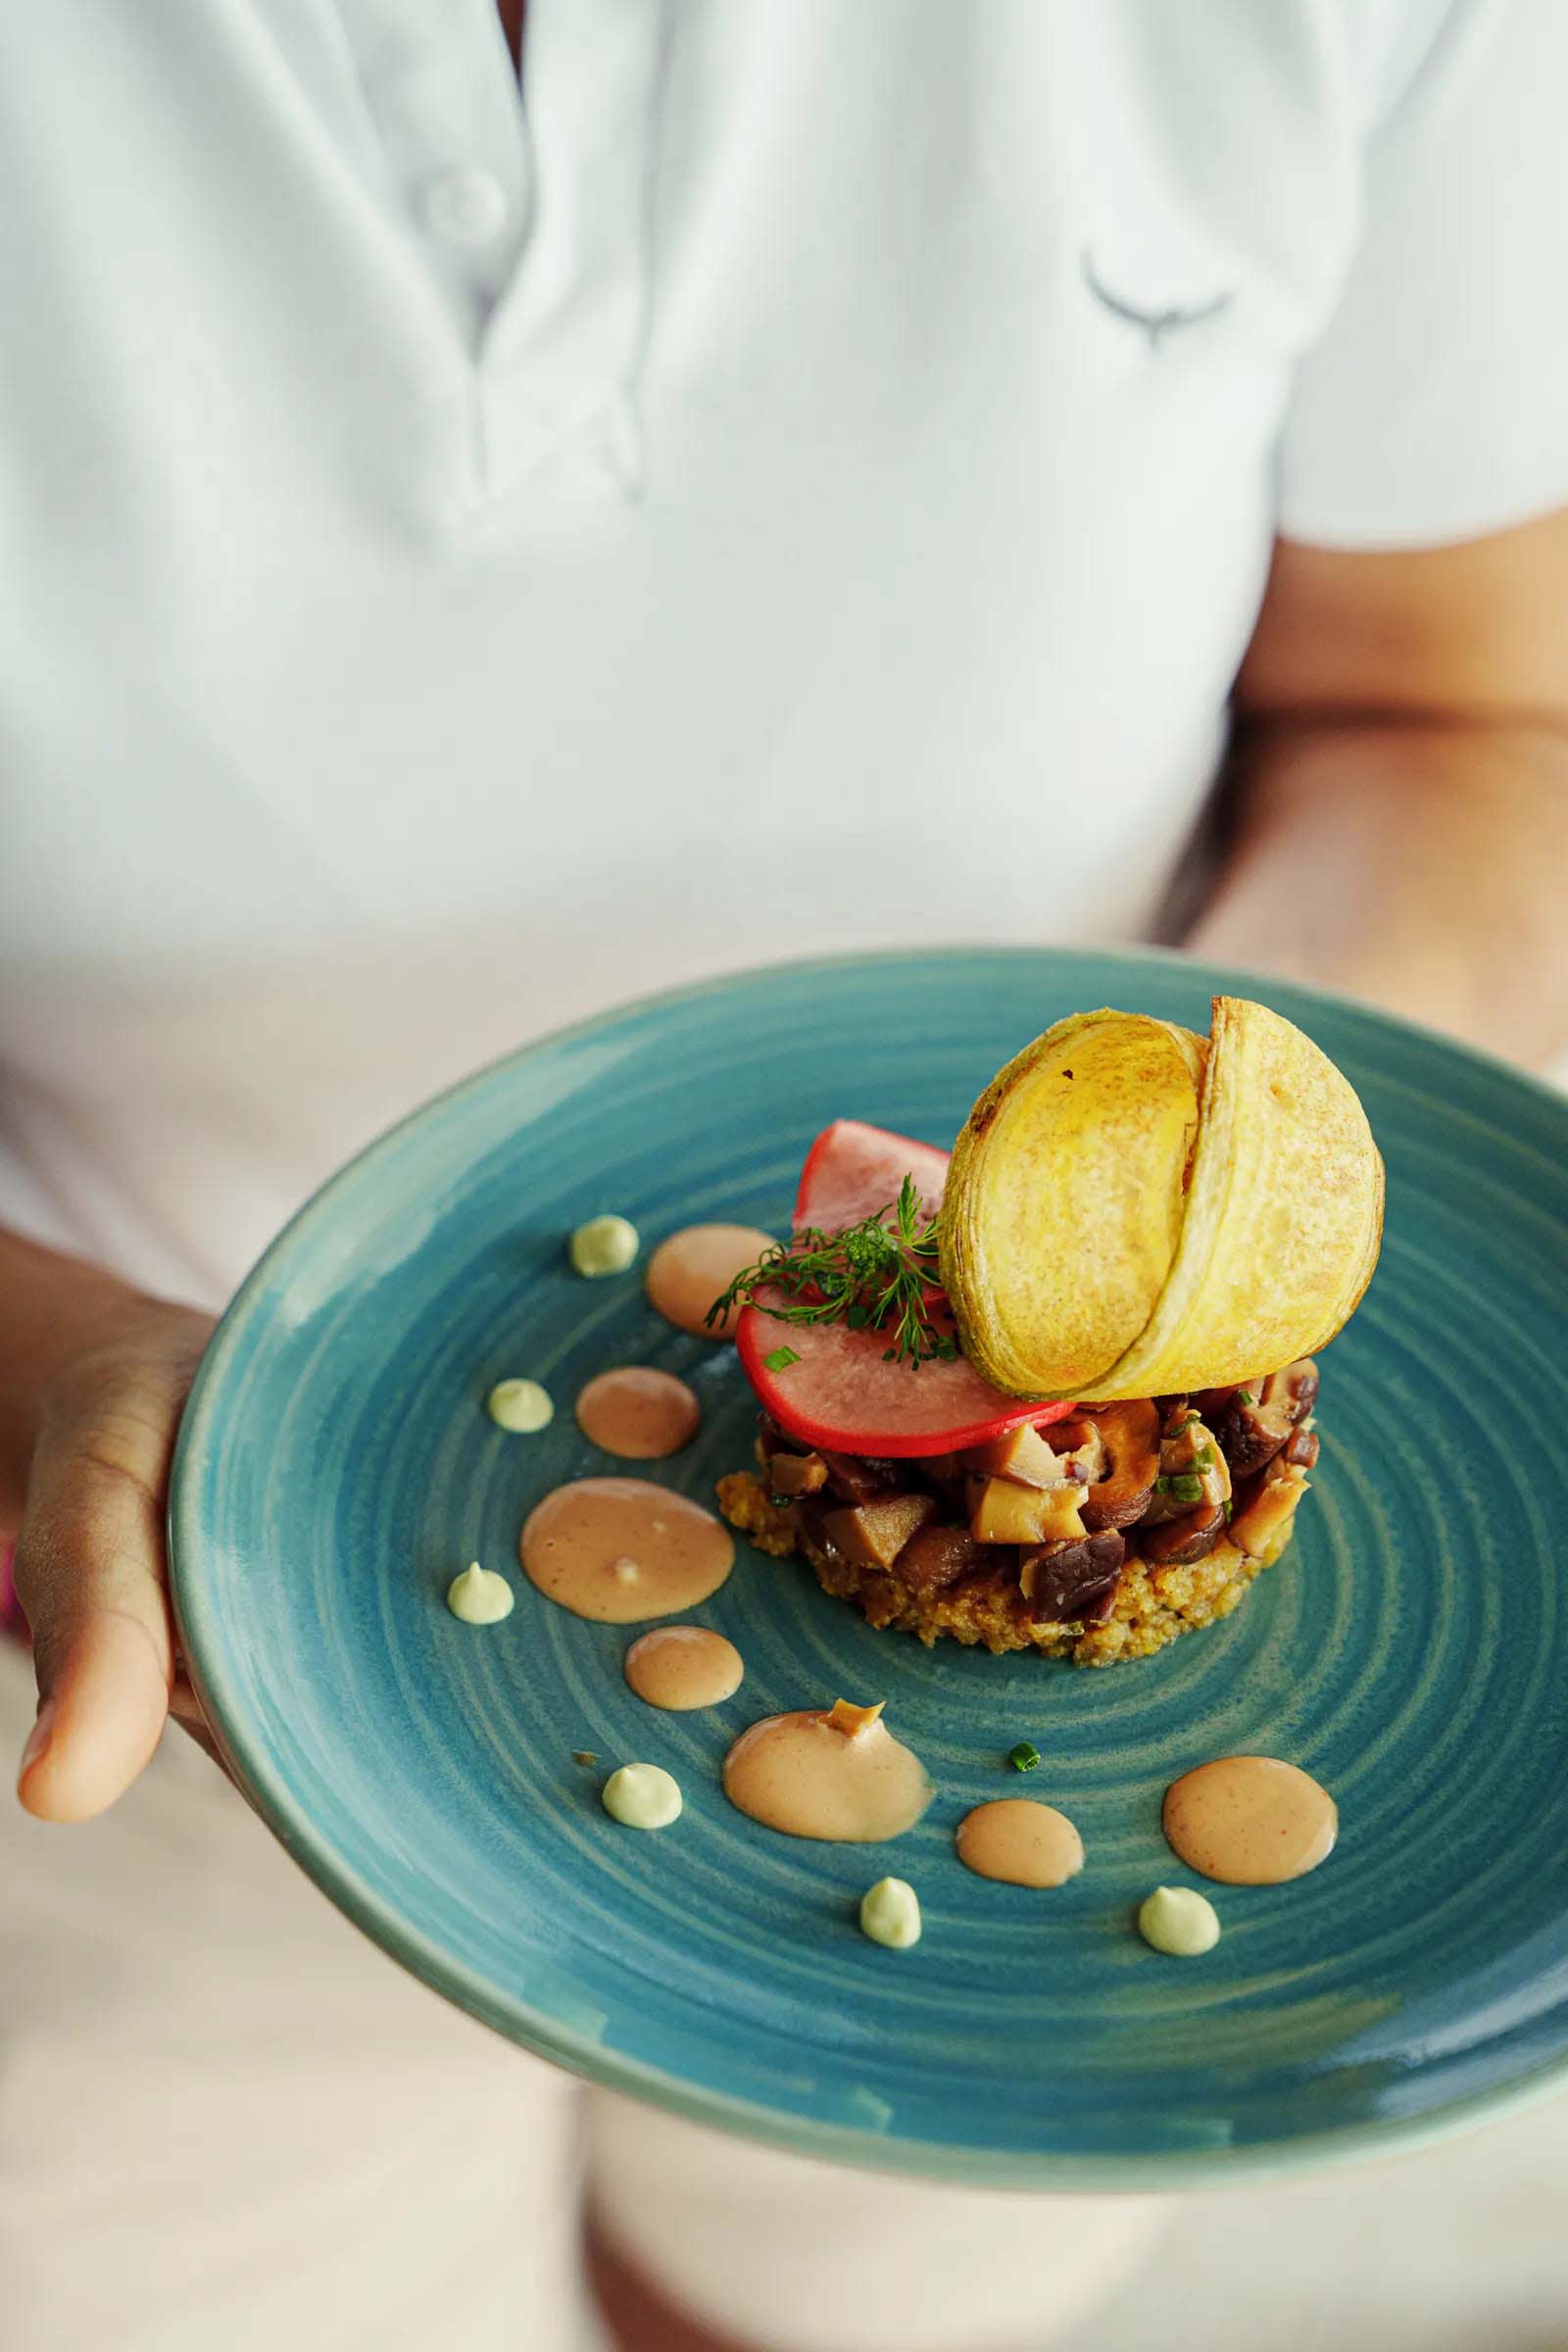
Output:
[0,1230,149,1538]
[1187,718,1568,1068]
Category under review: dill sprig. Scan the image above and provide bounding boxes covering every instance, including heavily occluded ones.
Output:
[706,1177,957,1369]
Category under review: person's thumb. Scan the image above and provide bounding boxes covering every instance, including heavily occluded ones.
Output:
[13,1347,196,1823]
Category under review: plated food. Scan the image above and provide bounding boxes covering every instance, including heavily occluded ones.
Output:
[484,997,1357,1968]
[170,945,1568,2178]
[716,998,1383,1665]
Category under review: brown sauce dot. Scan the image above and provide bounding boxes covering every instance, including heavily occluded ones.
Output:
[645,1224,778,1338]
[624,1625,744,1711]
[576,1367,701,1458]
[1162,1755,1337,1886]
[956,1798,1084,1888]
[519,1478,733,1623]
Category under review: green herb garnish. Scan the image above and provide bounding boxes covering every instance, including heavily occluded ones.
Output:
[1008,1740,1041,1773]
[1194,1444,1216,1471]
[1222,1497,1234,1522]
[1165,1473,1203,1505]
[1236,1388,1255,1407]
[762,1345,803,1373]
[708,1177,957,1369]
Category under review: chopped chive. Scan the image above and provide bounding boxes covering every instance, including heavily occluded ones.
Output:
[1167,1473,1203,1504]
[1194,1445,1216,1471]
[571,1749,599,1768]
[762,1345,803,1372]
[1008,1740,1041,1773]
[1222,1497,1234,1522]
[1236,1388,1255,1407]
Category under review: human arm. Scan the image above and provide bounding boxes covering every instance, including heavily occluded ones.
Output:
[0,1227,215,1821]
[1189,509,1568,1066]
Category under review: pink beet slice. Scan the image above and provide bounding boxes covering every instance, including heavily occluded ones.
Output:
[736,1120,1074,1458]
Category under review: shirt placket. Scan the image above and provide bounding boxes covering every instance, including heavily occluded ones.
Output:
[335,0,664,513]
[479,0,666,503]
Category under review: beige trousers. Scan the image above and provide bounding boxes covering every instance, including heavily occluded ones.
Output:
[8,1637,1568,2352]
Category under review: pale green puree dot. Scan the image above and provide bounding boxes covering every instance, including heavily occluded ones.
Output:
[569,1214,640,1277]
[486,1377,554,1433]
[858,1877,922,1950]
[1138,1885,1221,1957]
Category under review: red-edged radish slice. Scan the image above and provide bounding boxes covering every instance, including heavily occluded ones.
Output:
[736,1120,1074,1458]
[793,1119,950,1235]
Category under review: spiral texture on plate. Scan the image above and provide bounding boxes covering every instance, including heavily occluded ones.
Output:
[170,949,1568,2187]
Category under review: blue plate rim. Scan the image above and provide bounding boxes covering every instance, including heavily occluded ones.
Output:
[168,942,1568,2188]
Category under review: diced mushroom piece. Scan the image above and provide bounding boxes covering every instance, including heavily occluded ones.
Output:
[1080,1397,1161,1532]
[959,1422,1065,1489]
[968,1477,1088,1546]
[1261,1359,1320,1422]
[1230,1464,1310,1560]
[826,1698,886,1740]
[818,1493,939,1570]
[820,1450,904,1505]
[1214,1359,1320,1480]
[1211,1388,1294,1480]
[895,1524,991,1597]
[766,1449,828,1499]
[1138,1502,1227,1566]
[1141,1415,1232,1526]
[1284,1426,1320,1469]
[1018,1530,1126,1625]
[1040,1415,1107,1487]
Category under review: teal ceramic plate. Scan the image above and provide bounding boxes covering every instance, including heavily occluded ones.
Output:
[169,949,1568,2187]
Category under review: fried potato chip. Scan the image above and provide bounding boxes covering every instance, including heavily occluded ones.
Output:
[940,1009,1205,1396]
[943,998,1384,1398]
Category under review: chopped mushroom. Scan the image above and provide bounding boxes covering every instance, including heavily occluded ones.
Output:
[1018,1530,1125,1624]
[968,1477,1089,1546]
[1213,1359,1319,1480]
[1212,1389,1294,1480]
[1230,1463,1310,1560]
[819,1493,939,1569]
[1262,1359,1320,1421]
[959,1422,1065,1489]
[895,1523,990,1595]
[1080,1398,1161,1531]
[819,1450,904,1505]
[1141,1414,1232,1526]
[1139,1501,1227,1566]
[766,1449,828,1499]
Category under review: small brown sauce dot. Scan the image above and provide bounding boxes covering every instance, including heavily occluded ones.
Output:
[519,1478,733,1623]
[721,1706,931,1842]
[645,1224,778,1338]
[624,1625,744,1711]
[1162,1755,1337,1886]
[576,1366,701,1459]
[956,1798,1084,1888]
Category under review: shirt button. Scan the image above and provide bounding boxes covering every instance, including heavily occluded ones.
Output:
[420,166,509,249]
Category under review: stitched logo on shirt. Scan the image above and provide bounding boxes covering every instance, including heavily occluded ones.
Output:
[1081,251,1233,352]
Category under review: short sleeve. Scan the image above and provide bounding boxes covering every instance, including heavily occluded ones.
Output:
[1278,0,1568,550]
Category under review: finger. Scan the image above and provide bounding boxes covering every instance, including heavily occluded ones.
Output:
[14,1392,180,1823]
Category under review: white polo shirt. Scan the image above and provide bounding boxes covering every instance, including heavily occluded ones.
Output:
[1,1,1564,1302]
